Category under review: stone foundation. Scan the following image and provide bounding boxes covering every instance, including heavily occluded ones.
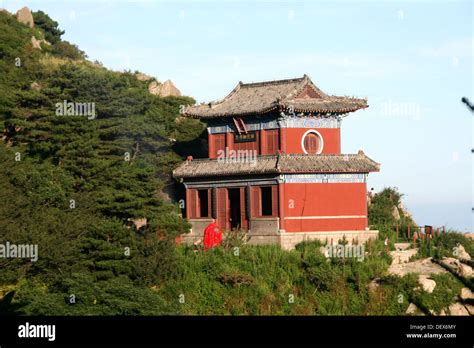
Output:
[247,217,280,245]
[182,218,378,250]
[279,230,379,250]
[181,218,213,244]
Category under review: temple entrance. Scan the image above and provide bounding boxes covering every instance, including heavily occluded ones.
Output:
[228,188,241,230]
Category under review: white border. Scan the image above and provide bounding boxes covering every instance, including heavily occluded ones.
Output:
[301,129,324,154]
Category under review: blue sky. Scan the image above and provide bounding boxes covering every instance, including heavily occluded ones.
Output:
[3,0,473,231]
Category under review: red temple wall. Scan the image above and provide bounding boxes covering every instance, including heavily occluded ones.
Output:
[281,182,367,232]
[208,127,341,158]
[284,128,341,154]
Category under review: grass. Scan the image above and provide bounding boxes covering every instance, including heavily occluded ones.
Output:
[156,238,397,315]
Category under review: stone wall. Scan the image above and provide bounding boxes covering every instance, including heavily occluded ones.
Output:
[279,230,379,250]
[181,217,378,250]
[181,218,214,244]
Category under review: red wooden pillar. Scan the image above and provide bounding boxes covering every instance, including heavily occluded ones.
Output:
[408,224,411,239]
[279,127,287,153]
[396,225,399,240]
[185,188,191,219]
[239,187,248,230]
[260,129,266,155]
[226,132,233,152]
[186,189,197,219]
[208,133,215,158]
[217,188,228,230]
[251,186,261,217]
[207,189,212,218]
[278,183,285,231]
[271,185,278,217]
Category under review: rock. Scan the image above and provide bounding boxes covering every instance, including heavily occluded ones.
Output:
[406,303,419,315]
[418,275,436,293]
[148,79,181,97]
[447,303,469,316]
[31,36,50,50]
[31,36,42,49]
[394,243,411,251]
[391,206,400,220]
[456,244,471,260]
[368,278,380,292]
[460,287,474,301]
[30,82,41,91]
[389,248,418,265]
[464,304,474,315]
[388,257,448,277]
[319,246,329,257]
[16,7,34,28]
[459,264,472,278]
[128,217,147,230]
[135,72,153,81]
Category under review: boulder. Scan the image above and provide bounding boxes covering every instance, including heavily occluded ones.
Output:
[406,303,419,315]
[459,264,472,278]
[135,72,153,81]
[464,304,474,315]
[460,287,474,301]
[439,257,472,278]
[394,242,411,251]
[30,82,41,91]
[456,244,471,260]
[16,7,34,28]
[368,278,380,292]
[447,303,469,316]
[418,275,436,293]
[319,246,329,257]
[391,206,400,220]
[148,79,181,97]
[31,36,50,50]
[130,217,147,230]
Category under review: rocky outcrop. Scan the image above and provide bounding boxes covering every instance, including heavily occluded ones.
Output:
[418,275,436,293]
[148,79,181,97]
[455,244,471,260]
[31,36,50,50]
[447,303,469,316]
[388,256,447,276]
[389,248,418,265]
[135,72,153,81]
[16,7,34,28]
[436,257,473,278]
[460,287,474,301]
[391,206,400,221]
[406,303,422,315]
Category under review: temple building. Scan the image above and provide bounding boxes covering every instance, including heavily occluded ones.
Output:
[173,75,380,249]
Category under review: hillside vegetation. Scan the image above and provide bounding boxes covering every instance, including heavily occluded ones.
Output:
[0,9,203,314]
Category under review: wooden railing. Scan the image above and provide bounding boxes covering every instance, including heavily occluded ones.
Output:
[394,224,446,244]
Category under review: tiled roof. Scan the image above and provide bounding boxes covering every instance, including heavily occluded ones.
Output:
[173,152,380,179]
[184,75,368,119]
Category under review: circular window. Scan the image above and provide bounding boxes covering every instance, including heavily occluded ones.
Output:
[301,130,323,154]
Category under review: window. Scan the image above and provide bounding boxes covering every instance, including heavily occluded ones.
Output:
[213,134,226,158]
[261,187,273,216]
[302,131,323,154]
[266,129,279,155]
[197,189,209,218]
